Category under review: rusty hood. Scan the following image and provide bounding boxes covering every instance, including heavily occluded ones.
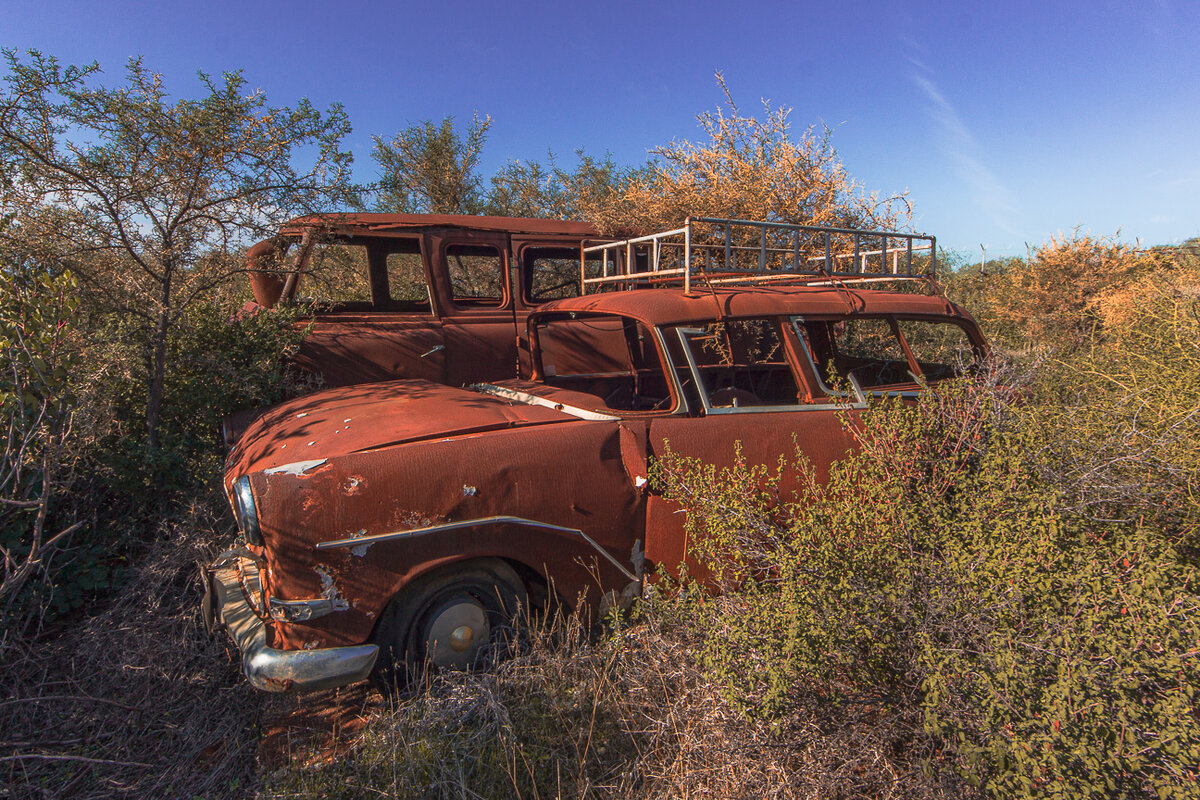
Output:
[226,379,579,480]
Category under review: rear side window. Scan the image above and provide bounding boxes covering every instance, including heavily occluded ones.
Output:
[675,319,801,409]
[524,246,606,302]
[897,319,976,381]
[446,243,505,307]
[799,316,978,392]
[831,318,913,389]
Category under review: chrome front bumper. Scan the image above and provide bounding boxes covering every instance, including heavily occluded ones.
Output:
[201,552,378,692]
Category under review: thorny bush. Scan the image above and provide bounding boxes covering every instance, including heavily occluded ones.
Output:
[0,264,82,617]
[1,287,308,627]
[1043,260,1200,550]
[81,299,311,505]
[654,361,1200,799]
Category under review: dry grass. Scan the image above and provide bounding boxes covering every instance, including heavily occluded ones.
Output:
[261,595,969,800]
[2,519,972,800]
[0,508,261,800]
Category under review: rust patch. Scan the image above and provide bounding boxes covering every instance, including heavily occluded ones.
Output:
[314,565,351,612]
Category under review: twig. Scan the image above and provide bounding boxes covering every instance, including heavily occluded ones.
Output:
[0,753,154,768]
[0,693,139,712]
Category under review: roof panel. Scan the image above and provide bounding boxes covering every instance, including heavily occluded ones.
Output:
[534,286,971,326]
[281,213,602,238]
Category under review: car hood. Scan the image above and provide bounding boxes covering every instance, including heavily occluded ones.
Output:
[226,379,576,480]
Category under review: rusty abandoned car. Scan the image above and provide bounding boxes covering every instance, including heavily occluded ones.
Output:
[237,213,615,389]
[202,215,987,692]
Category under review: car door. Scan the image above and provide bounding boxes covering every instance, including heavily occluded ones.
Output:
[643,317,860,581]
[290,235,447,388]
[430,230,521,386]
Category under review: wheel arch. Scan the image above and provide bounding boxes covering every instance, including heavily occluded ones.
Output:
[324,516,633,633]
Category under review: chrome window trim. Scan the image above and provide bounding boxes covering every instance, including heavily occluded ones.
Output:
[702,401,865,414]
[651,325,690,415]
[471,383,620,421]
[674,326,712,413]
[670,321,862,414]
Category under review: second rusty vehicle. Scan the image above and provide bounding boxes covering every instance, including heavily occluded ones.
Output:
[203,217,987,692]
[238,212,617,389]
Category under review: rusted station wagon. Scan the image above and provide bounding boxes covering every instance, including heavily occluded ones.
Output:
[203,217,987,692]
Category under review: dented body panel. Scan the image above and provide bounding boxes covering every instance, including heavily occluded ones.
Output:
[235,405,644,652]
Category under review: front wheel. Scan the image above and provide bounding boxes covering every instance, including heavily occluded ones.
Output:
[374,560,526,685]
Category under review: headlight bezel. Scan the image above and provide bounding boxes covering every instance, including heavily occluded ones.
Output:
[232,476,262,546]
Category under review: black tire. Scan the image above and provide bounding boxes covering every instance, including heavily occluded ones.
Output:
[373,559,526,688]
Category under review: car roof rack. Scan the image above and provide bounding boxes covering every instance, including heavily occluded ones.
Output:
[580,216,937,294]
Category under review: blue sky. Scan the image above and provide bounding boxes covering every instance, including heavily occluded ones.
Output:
[4,0,1198,256]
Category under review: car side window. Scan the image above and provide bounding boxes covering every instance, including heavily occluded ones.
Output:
[798,316,976,393]
[896,319,977,381]
[382,237,431,311]
[446,243,506,307]
[675,319,802,410]
[524,246,606,302]
[301,240,372,308]
[830,317,912,389]
[536,315,673,412]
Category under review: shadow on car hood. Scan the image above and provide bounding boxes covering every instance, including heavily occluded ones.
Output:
[227,379,577,479]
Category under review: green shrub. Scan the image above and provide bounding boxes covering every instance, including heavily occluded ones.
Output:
[0,264,85,617]
[81,299,309,503]
[3,278,306,624]
[655,374,1200,798]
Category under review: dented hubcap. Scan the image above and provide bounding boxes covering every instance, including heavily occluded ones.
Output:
[424,597,488,670]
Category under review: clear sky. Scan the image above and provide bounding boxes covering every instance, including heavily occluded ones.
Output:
[3,0,1198,256]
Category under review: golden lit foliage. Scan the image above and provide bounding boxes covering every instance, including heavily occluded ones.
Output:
[978,232,1165,351]
[585,75,910,235]
[944,233,1199,542]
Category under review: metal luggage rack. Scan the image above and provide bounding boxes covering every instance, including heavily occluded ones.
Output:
[580,216,937,294]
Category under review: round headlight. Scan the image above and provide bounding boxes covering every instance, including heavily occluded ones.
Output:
[232,476,262,546]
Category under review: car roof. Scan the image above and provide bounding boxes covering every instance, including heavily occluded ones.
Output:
[533,285,972,327]
[280,213,602,238]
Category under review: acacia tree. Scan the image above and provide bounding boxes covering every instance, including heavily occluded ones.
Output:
[372,113,490,214]
[372,113,634,220]
[0,242,81,607]
[0,50,354,453]
[486,151,636,220]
